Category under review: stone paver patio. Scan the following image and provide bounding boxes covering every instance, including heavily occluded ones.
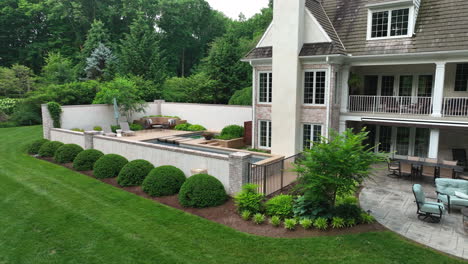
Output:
[360,166,468,260]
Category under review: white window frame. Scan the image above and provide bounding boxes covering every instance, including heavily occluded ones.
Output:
[258,120,272,149]
[257,71,272,104]
[302,123,323,150]
[366,5,414,40]
[373,125,430,158]
[364,73,433,98]
[303,69,328,106]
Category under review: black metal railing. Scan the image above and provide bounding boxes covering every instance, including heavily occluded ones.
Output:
[248,153,304,195]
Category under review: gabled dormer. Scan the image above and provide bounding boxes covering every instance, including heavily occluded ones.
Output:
[366,0,421,40]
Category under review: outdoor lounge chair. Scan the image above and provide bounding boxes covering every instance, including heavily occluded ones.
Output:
[413,184,445,223]
[435,178,468,213]
[119,122,136,136]
[102,125,116,137]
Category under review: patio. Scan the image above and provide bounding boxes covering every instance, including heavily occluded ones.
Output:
[360,165,468,259]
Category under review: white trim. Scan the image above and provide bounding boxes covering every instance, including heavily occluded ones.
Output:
[257,71,273,104]
[301,123,323,150]
[319,1,345,50]
[256,22,274,48]
[305,8,332,43]
[303,69,329,106]
[258,120,272,149]
[366,0,413,9]
[251,65,256,148]
[366,6,414,41]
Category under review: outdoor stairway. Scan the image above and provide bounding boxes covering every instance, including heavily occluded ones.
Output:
[157,136,195,145]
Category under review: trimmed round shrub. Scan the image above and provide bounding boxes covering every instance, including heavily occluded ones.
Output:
[174,123,191,131]
[187,124,206,131]
[27,139,50,154]
[54,144,84,163]
[142,165,186,197]
[38,141,64,157]
[73,149,104,171]
[265,194,294,219]
[178,174,227,208]
[93,154,128,179]
[117,159,154,187]
[220,125,244,138]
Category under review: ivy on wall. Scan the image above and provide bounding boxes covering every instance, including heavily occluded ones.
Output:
[47,102,62,128]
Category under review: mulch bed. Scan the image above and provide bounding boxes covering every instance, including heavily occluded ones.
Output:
[39,157,386,238]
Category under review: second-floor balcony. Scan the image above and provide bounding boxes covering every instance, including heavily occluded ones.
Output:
[348,95,468,117]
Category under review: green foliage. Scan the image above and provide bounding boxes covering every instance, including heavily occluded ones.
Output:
[219,125,244,140]
[331,217,346,229]
[284,218,297,230]
[313,217,328,230]
[269,216,281,227]
[41,52,76,85]
[129,123,144,131]
[252,213,265,225]
[241,210,251,221]
[299,218,313,229]
[336,195,358,206]
[38,141,64,157]
[27,139,50,155]
[84,43,117,80]
[73,149,104,171]
[54,144,84,164]
[80,20,111,73]
[0,98,19,115]
[111,125,120,133]
[128,75,162,103]
[71,128,84,132]
[293,194,330,220]
[360,213,375,224]
[93,77,147,120]
[188,124,206,131]
[162,73,217,103]
[229,87,252,106]
[295,129,387,207]
[10,102,42,126]
[234,184,264,213]
[265,195,294,219]
[93,154,128,179]
[38,81,100,106]
[117,160,154,187]
[178,174,227,208]
[346,218,356,227]
[0,65,35,98]
[142,166,186,197]
[93,126,103,131]
[47,102,62,128]
[332,204,363,222]
[174,123,191,131]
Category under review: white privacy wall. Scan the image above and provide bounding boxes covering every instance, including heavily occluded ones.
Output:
[93,136,231,190]
[161,103,252,131]
[50,129,86,148]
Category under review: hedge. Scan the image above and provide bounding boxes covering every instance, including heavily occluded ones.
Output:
[142,166,186,197]
[27,139,50,155]
[117,159,154,187]
[178,174,227,208]
[93,154,128,179]
[38,141,64,157]
[73,149,104,171]
[54,144,84,163]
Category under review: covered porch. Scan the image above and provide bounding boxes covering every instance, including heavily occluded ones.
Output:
[341,63,468,117]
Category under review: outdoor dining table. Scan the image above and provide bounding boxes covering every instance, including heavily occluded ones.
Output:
[395,158,464,179]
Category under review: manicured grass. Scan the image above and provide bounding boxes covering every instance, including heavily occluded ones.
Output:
[0,126,463,264]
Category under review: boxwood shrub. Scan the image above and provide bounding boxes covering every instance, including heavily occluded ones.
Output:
[54,144,84,163]
[265,194,294,219]
[38,141,64,157]
[117,159,154,187]
[219,125,244,140]
[178,174,227,208]
[73,149,104,171]
[27,139,50,155]
[142,165,186,197]
[93,154,128,179]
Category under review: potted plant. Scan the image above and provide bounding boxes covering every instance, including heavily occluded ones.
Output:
[202,132,215,140]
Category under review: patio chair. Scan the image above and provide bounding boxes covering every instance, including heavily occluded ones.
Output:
[412,184,445,223]
[421,158,438,181]
[387,160,400,178]
[400,162,414,178]
[119,122,136,137]
[102,125,116,137]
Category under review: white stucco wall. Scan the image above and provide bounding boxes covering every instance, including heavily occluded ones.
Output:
[50,129,86,148]
[93,136,231,191]
[161,103,252,131]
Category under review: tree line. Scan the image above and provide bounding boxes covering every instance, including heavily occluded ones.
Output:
[0,0,272,126]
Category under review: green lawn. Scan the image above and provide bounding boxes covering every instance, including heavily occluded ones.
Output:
[0,126,463,264]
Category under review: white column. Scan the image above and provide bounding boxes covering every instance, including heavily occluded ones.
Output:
[432,62,446,117]
[428,128,440,159]
[340,65,351,113]
[339,120,347,134]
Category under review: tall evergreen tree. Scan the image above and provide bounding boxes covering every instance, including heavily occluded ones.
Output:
[119,15,167,84]
[84,43,116,80]
[79,20,111,74]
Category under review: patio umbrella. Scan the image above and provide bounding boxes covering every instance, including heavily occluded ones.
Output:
[113,97,120,125]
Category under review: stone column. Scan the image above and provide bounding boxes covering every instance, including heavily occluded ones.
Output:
[154,100,165,116]
[339,120,347,134]
[432,62,446,117]
[428,128,440,159]
[84,131,100,150]
[41,104,53,140]
[340,65,351,113]
[228,152,252,195]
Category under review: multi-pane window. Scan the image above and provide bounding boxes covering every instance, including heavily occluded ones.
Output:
[390,9,409,36]
[378,126,392,153]
[418,75,433,97]
[399,75,413,96]
[396,127,410,156]
[303,124,322,150]
[381,76,395,96]
[259,120,271,148]
[414,128,430,158]
[455,64,468,92]
[304,71,326,105]
[370,8,410,39]
[259,72,272,103]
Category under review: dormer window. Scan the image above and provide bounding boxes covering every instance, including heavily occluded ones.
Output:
[367,1,415,40]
